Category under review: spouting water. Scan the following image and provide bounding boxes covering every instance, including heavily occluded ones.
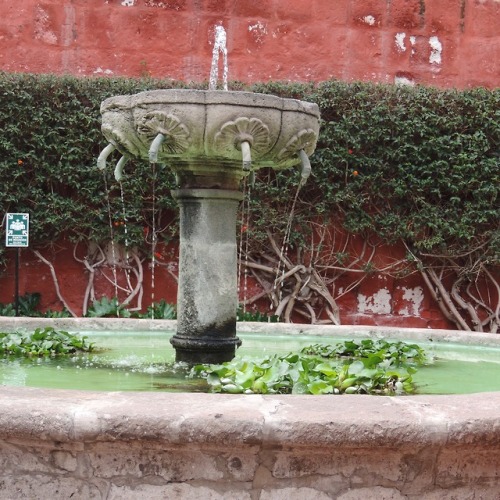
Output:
[270,149,313,312]
[150,163,158,320]
[272,183,304,313]
[118,181,132,301]
[209,25,228,91]
[102,170,120,311]
[237,176,253,315]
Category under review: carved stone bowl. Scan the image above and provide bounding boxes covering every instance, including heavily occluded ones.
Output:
[100,89,320,188]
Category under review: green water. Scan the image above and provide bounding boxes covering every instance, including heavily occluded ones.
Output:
[1,331,499,394]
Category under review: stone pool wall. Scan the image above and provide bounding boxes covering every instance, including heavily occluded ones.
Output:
[0,239,472,330]
[0,388,499,499]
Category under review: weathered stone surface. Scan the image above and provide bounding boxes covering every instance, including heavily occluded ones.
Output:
[89,443,224,481]
[260,487,331,499]
[435,446,500,488]
[0,474,104,499]
[108,483,252,499]
[100,89,320,174]
[170,189,243,363]
[337,487,407,499]
[0,385,499,497]
[418,486,500,500]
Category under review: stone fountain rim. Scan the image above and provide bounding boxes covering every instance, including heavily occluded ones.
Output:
[0,386,499,447]
[100,88,321,116]
[1,317,499,347]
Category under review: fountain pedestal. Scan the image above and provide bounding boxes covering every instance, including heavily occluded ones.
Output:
[98,89,320,364]
[170,189,243,364]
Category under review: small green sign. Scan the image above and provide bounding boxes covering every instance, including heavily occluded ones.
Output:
[6,213,29,247]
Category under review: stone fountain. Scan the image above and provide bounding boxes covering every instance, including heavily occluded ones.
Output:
[97,88,320,363]
[0,25,498,499]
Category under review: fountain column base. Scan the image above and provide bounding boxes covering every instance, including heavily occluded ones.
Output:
[170,189,243,364]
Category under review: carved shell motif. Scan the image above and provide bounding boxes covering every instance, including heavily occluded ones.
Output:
[136,111,191,155]
[278,129,318,162]
[214,117,270,157]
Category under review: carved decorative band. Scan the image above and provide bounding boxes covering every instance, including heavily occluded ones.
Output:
[101,124,142,158]
[278,129,317,161]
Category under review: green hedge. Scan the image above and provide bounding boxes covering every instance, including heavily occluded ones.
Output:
[250,81,499,263]
[0,73,498,269]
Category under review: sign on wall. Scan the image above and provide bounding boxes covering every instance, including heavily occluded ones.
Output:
[5,213,29,247]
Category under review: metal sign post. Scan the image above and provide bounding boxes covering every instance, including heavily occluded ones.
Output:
[5,213,29,316]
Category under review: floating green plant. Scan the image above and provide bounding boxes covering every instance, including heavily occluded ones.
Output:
[191,339,427,396]
[0,327,94,357]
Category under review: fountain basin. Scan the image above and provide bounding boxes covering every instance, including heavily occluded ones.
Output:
[100,89,320,189]
[2,321,500,394]
[0,318,499,498]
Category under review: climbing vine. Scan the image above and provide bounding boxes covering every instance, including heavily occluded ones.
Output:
[0,73,498,329]
[246,81,499,331]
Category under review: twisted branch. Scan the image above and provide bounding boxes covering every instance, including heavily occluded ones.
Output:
[33,250,77,317]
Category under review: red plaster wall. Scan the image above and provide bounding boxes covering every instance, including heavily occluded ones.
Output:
[0,0,498,88]
[0,242,178,318]
[0,242,456,329]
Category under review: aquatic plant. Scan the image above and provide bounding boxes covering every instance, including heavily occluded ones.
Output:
[0,293,71,317]
[192,339,427,395]
[0,327,94,357]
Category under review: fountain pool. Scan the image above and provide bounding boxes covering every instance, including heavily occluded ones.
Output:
[1,320,500,395]
[0,318,499,498]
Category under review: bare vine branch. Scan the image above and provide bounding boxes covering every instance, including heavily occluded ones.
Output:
[33,250,77,317]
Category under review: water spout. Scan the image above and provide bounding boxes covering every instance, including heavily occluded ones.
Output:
[149,133,166,163]
[248,170,256,187]
[209,25,228,91]
[298,149,311,186]
[114,155,127,182]
[238,140,255,186]
[97,143,116,170]
[240,140,252,171]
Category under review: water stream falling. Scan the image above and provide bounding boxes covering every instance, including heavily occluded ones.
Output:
[118,182,133,295]
[209,25,228,91]
[210,22,251,313]
[150,162,158,320]
[272,184,304,313]
[237,177,253,315]
[102,171,120,310]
